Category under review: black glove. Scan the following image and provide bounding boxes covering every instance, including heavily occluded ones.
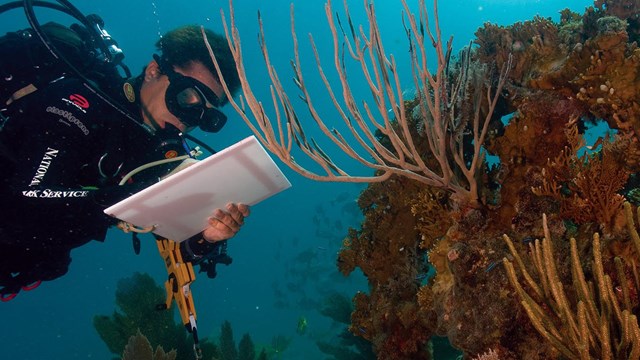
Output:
[179,235,232,279]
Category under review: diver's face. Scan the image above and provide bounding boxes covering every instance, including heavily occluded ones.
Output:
[139,59,225,132]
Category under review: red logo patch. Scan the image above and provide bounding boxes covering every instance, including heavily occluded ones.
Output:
[69,94,89,109]
[164,150,178,159]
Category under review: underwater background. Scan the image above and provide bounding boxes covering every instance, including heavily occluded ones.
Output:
[0,0,598,359]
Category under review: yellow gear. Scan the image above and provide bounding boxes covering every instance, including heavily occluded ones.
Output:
[156,238,197,328]
[156,237,203,359]
[116,221,204,359]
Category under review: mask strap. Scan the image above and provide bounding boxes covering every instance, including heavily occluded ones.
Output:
[152,54,166,72]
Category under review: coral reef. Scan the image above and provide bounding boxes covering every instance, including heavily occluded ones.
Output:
[334,1,640,359]
[594,0,640,42]
[122,330,177,360]
[218,319,266,360]
[93,272,208,360]
[316,292,375,360]
[238,334,256,360]
[220,320,238,360]
[215,0,640,354]
[530,121,630,233]
[503,210,640,358]
[265,335,292,359]
[319,291,355,325]
[338,176,436,359]
[93,272,223,360]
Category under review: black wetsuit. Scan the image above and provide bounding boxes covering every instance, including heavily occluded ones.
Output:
[0,75,183,294]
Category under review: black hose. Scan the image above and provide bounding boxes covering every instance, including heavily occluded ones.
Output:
[21,0,153,134]
[4,1,217,151]
[0,1,67,16]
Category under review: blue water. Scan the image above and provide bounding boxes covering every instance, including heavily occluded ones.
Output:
[0,0,593,359]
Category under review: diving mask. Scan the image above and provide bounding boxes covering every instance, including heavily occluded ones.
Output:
[155,55,227,133]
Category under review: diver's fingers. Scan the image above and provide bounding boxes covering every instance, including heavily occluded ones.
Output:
[210,206,240,230]
[224,203,249,225]
[203,216,235,242]
[237,203,250,217]
[208,209,236,232]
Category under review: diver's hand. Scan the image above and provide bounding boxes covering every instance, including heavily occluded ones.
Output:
[202,203,250,242]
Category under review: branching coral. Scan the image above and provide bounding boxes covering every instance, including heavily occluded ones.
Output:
[93,272,202,360]
[556,141,628,231]
[503,210,640,358]
[531,119,631,232]
[331,1,640,358]
[320,291,354,325]
[316,292,375,360]
[198,0,640,358]
[623,202,640,269]
[338,175,424,283]
[486,92,582,231]
[219,320,238,360]
[94,273,228,360]
[475,16,565,87]
[238,334,256,360]
[595,0,640,20]
[330,1,640,358]
[409,187,452,250]
[214,0,511,207]
[122,330,177,360]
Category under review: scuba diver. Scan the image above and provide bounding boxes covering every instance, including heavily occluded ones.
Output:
[0,1,250,300]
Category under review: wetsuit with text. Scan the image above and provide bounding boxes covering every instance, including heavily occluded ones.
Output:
[0,76,176,294]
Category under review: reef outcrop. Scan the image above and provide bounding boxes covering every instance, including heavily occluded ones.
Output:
[338,1,640,358]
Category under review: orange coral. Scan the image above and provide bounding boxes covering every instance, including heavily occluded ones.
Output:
[334,2,640,359]
[567,144,629,231]
[530,14,640,134]
[122,330,177,360]
[338,176,422,284]
[409,188,451,250]
[338,175,437,360]
[486,92,583,230]
[533,121,630,232]
[477,5,640,137]
[474,16,567,87]
[595,0,640,22]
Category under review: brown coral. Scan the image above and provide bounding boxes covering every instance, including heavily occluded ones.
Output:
[474,17,567,87]
[334,2,640,359]
[502,211,640,359]
[486,92,583,231]
[595,0,640,19]
[532,121,631,233]
[122,330,177,360]
[338,175,437,359]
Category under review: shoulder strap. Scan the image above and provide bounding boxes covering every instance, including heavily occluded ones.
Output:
[0,22,96,104]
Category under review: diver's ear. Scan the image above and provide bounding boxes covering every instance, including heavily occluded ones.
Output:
[144,60,161,81]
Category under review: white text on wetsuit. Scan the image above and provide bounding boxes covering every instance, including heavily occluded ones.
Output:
[22,189,89,198]
[46,106,90,135]
[29,147,59,186]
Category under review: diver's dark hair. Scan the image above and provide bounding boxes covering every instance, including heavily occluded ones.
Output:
[156,25,240,103]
